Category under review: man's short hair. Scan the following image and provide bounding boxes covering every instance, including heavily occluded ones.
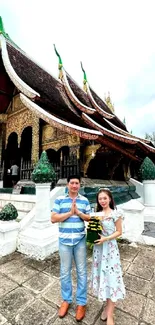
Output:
[67,175,81,183]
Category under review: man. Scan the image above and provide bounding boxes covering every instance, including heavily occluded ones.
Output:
[51,175,91,322]
[10,162,19,187]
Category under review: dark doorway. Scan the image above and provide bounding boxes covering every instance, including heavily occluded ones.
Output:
[87,149,125,181]
[3,132,20,187]
[20,127,32,162]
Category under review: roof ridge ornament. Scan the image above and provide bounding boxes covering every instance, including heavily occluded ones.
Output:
[0,16,5,35]
[0,16,20,49]
[104,92,115,113]
[80,62,87,92]
[54,44,63,80]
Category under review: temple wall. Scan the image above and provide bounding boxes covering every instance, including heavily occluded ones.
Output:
[41,124,80,151]
[5,95,39,163]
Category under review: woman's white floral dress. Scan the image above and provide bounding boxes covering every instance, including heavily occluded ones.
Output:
[90,209,125,302]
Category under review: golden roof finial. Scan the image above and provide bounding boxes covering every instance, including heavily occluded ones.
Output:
[104,92,115,113]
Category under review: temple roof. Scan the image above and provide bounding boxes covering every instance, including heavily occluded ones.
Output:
[0,16,155,161]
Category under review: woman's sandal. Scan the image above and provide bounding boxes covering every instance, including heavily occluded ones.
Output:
[100,309,107,321]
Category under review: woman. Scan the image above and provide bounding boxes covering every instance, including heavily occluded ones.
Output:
[90,188,125,325]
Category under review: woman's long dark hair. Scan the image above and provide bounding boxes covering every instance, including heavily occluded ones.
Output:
[96,189,115,211]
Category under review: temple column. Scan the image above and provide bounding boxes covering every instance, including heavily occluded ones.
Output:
[0,125,4,166]
[31,115,39,164]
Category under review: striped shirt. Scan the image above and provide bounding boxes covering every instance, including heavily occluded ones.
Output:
[52,193,91,246]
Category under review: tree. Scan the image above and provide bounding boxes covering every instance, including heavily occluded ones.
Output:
[145,132,155,145]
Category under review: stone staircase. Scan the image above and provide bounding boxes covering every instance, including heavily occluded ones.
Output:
[0,193,36,221]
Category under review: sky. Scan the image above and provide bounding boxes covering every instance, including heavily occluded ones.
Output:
[0,0,155,137]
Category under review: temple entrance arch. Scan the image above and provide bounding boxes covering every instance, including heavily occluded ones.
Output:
[46,148,59,164]
[19,127,33,180]
[58,146,70,161]
[20,126,32,162]
[3,132,20,187]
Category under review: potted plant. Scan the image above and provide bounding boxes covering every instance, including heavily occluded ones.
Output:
[0,203,19,256]
[139,157,155,206]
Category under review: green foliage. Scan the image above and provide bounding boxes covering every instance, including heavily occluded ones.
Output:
[32,151,56,183]
[139,157,155,181]
[145,132,155,142]
[0,203,18,221]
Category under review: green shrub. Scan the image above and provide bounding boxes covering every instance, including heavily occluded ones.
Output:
[139,157,155,181]
[0,203,18,221]
[32,151,56,183]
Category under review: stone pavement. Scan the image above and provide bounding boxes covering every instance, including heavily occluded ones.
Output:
[0,243,155,325]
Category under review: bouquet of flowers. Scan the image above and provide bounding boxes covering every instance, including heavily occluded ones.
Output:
[87,216,103,244]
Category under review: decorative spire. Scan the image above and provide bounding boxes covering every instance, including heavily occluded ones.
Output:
[53,44,63,80]
[81,62,87,92]
[104,92,115,113]
[123,117,126,125]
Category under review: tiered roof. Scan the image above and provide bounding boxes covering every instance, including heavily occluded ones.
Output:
[0,17,155,162]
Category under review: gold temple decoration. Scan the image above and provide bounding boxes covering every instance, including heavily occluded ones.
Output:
[104,92,115,113]
[83,144,101,177]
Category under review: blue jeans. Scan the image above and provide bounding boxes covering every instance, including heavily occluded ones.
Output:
[59,236,87,305]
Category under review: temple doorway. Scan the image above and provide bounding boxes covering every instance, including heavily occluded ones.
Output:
[20,127,32,162]
[3,132,20,187]
[20,127,33,180]
[87,148,124,180]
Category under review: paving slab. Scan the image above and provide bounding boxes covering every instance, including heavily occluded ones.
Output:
[43,278,62,307]
[142,298,155,325]
[23,272,55,295]
[0,287,34,322]
[121,259,131,274]
[119,244,140,261]
[0,273,18,297]
[127,262,154,280]
[117,289,146,318]
[123,274,149,296]
[15,299,57,325]
[132,253,155,269]
[0,260,37,284]
[148,275,155,301]
[43,253,60,278]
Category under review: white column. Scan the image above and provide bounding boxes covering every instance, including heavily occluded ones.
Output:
[121,199,144,243]
[33,183,51,228]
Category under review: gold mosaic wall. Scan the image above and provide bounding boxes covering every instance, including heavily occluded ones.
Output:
[42,124,80,151]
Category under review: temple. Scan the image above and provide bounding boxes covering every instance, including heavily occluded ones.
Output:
[0,17,155,188]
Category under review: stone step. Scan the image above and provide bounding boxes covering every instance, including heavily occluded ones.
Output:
[141,222,155,246]
[142,222,155,238]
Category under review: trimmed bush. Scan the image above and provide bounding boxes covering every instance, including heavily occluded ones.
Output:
[0,203,18,221]
[139,157,155,181]
[32,151,56,183]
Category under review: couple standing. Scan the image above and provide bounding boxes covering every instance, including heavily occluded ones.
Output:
[51,175,125,324]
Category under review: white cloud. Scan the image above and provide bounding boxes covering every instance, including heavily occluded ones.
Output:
[1,0,155,136]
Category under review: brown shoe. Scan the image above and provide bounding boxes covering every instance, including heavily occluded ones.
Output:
[58,301,70,318]
[76,305,86,322]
